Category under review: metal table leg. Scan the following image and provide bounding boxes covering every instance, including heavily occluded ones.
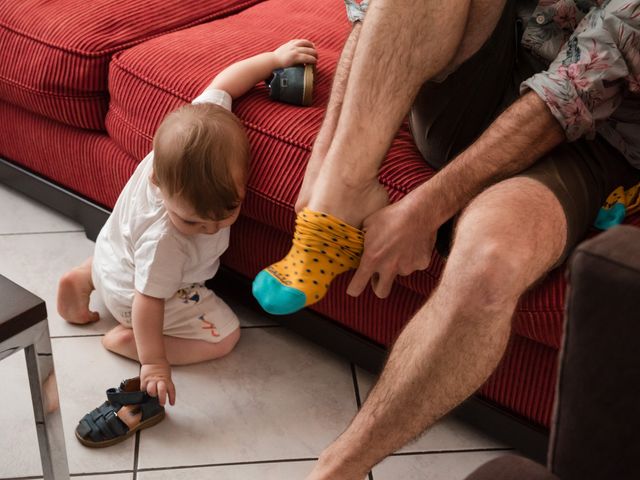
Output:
[24,321,69,480]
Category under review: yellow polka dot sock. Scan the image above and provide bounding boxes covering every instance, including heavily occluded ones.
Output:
[253,208,364,315]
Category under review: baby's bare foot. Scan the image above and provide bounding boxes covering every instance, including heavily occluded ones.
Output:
[57,264,99,325]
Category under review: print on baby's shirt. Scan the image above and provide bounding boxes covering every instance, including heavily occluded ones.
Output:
[177,284,202,304]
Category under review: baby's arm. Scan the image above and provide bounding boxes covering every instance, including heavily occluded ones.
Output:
[132,290,176,406]
[208,39,317,99]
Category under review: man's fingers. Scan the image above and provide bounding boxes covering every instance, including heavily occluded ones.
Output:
[347,261,374,297]
[371,270,395,299]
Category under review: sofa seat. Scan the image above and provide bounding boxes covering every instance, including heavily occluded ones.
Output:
[0,0,262,130]
[105,0,585,348]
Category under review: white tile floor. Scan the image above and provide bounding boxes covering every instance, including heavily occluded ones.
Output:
[0,184,511,479]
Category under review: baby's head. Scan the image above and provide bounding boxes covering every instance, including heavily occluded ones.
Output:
[152,103,250,236]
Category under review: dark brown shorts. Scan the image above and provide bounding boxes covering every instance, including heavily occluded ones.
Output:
[409,1,640,260]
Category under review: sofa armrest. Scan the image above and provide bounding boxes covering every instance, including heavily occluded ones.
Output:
[549,225,640,479]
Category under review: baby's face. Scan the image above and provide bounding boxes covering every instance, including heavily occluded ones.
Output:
[162,192,241,236]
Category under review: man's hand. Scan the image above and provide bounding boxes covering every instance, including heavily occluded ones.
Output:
[347,195,437,299]
[273,39,318,69]
[141,362,176,407]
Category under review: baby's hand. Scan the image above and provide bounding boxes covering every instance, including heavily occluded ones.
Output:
[274,39,318,69]
[140,362,175,406]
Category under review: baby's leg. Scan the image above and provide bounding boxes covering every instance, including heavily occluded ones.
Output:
[164,328,240,365]
[103,285,241,364]
[102,324,240,365]
[57,256,100,324]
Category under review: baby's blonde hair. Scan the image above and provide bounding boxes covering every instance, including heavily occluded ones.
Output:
[152,103,250,220]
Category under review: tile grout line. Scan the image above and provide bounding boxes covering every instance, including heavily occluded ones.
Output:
[135,456,320,473]
[351,364,374,480]
[51,334,105,339]
[391,447,515,457]
[0,470,136,480]
[350,363,362,409]
[50,324,281,340]
[0,230,85,237]
[70,470,133,477]
[239,324,281,329]
[133,430,141,479]
[0,476,42,480]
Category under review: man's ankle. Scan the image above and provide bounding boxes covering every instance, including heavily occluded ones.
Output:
[312,442,371,480]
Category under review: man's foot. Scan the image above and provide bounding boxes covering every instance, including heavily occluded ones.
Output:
[295,158,320,213]
[307,175,389,228]
[253,208,365,314]
[57,262,99,325]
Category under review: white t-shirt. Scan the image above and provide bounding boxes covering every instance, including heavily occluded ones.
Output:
[93,88,234,307]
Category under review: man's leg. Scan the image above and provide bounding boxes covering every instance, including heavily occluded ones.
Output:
[254,0,508,314]
[307,177,567,480]
[296,22,362,212]
[307,0,506,226]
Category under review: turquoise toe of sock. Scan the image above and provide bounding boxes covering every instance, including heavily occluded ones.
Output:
[252,270,307,315]
[594,203,626,230]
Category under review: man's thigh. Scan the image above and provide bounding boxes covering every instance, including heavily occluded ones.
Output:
[409,0,519,169]
[450,138,640,268]
[516,138,640,263]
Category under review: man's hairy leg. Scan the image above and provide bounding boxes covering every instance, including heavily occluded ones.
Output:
[307,0,504,226]
[295,22,362,213]
[307,177,567,480]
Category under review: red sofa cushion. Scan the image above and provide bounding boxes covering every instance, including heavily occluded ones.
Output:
[0,100,136,209]
[0,0,262,130]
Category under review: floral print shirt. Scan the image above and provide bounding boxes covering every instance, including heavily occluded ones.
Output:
[520,0,640,167]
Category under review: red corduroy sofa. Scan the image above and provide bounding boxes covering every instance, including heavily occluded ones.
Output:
[2,0,636,455]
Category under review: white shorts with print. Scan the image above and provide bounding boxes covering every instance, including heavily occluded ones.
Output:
[94,278,240,343]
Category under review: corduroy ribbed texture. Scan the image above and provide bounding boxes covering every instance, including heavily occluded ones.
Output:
[478,335,559,427]
[0,100,136,208]
[0,0,263,130]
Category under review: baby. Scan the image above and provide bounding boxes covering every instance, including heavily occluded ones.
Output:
[57,40,317,420]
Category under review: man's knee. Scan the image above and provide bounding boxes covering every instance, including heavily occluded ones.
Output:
[445,179,567,305]
[452,232,529,307]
